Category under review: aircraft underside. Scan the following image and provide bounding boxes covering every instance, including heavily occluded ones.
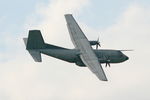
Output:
[40,48,128,67]
[24,14,129,81]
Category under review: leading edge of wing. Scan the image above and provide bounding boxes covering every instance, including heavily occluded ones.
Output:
[65,14,108,81]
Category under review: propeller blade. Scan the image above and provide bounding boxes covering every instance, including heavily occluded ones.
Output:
[96,37,101,49]
[98,43,101,47]
[96,44,98,49]
[97,37,99,42]
[108,63,110,67]
[105,62,110,67]
[105,63,107,67]
[120,50,134,51]
[105,56,111,67]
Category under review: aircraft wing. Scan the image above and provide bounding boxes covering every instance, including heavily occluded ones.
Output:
[65,14,107,81]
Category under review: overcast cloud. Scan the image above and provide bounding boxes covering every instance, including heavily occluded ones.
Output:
[0,0,150,100]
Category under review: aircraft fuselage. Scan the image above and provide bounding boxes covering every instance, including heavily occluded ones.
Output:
[40,44,128,67]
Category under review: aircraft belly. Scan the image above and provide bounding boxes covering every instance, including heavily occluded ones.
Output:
[41,49,78,63]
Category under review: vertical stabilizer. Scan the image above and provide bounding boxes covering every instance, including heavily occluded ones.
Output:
[23,30,45,62]
[26,30,45,50]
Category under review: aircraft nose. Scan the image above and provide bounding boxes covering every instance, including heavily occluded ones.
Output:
[125,56,129,60]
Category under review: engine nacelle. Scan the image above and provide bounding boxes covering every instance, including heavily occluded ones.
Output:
[75,61,86,67]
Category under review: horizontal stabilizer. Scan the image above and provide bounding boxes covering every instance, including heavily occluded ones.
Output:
[23,38,28,46]
[28,50,42,62]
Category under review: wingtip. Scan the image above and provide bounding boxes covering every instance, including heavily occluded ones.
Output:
[100,78,108,81]
[64,14,73,17]
[103,79,108,81]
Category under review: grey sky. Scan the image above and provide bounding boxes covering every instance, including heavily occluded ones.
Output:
[0,0,150,100]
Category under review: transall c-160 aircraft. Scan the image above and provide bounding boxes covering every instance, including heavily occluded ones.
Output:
[23,14,130,81]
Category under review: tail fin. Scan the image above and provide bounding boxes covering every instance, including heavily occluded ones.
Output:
[23,30,45,62]
[26,30,45,50]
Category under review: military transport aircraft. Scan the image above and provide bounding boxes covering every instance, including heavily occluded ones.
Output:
[23,14,129,81]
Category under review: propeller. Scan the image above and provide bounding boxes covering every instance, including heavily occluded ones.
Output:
[105,60,110,67]
[105,56,111,67]
[96,37,101,49]
[119,50,134,51]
